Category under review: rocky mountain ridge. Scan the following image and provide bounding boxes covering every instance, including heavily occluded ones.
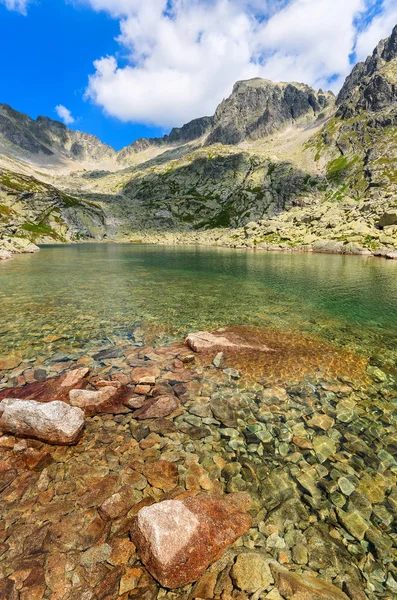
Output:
[0,25,396,259]
[0,104,115,166]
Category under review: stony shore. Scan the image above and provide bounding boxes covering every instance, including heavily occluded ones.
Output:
[0,326,396,599]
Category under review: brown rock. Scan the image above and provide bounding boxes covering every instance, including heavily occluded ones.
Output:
[70,385,135,416]
[119,567,143,594]
[307,413,335,431]
[0,354,22,371]
[131,367,160,385]
[133,395,180,420]
[0,578,18,600]
[270,562,350,600]
[124,395,146,409]
[162,369,197,384]
[0,399,84,445]
[99,486,135,520]
[135,384,152,395]
[0,367,90,403]
[186,328,273,353]
[131,494,252,588]
[143,460,179,491]
[109,538,136,566]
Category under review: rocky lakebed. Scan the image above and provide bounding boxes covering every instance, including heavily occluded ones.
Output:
[0,325,396,600]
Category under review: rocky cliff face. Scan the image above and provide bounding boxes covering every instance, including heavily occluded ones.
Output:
[117,81,332,162]
[336,25,397,118]
[206,79,334,145]
[0,104,116,164]
[0,168,106,253]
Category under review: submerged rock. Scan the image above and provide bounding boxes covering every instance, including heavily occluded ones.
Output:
[69,385,132,416]
[0,399,84,445]
[131,494,252,588]
[186,328,273,353]
[0,367,90,403]
[132,394,180,419]
[270,562,350,600]
[232,552,274,593]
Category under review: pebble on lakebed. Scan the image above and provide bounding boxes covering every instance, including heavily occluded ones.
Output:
[0,325,395,599]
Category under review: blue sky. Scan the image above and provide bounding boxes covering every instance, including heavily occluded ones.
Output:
[0,0,166,148]
[0,0,395,150]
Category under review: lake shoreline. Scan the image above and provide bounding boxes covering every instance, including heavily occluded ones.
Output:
[2,234,397,262]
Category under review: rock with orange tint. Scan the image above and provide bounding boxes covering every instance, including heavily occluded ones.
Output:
[142,460,178,491]
[133,395,179,420]
[0,367,90,404]
[0,399,84,445]
[69,385,134,416]
[186,328,273,353]
[131,366,160,385]
[131,494,252,589]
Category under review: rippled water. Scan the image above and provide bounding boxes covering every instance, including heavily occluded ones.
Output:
[0,243,397,366]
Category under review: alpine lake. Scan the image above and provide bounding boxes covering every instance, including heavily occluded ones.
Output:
[0,243,397,599]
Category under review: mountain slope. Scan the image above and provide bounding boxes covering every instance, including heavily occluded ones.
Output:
[0,104,116,167]
[0,26,396,258]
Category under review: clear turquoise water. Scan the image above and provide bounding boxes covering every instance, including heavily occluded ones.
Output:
[0,243,396,365]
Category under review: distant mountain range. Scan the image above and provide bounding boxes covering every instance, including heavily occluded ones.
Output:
[0,25,396,258]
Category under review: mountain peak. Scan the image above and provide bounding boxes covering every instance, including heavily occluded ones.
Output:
[336,24,397,118]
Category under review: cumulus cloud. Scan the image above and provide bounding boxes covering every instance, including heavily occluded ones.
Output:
[55,105,75,125]
[355,0,397,61]
[1,0,30,14]
[83,0,394,128]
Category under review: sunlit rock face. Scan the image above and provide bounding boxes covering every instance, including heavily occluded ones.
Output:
[131,494,252,588]
[0,399,84,445]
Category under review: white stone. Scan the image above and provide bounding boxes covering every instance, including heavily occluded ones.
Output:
[0,399,84,445]
[69,386,117,409]
[137,499,199,567]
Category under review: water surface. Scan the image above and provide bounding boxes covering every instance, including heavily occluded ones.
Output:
[0,243,396,366]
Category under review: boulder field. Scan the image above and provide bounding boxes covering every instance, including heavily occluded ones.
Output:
[0,326,395,598]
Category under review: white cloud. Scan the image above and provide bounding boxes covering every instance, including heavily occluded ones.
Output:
[1,0,30,14]
[83,0,392,128]
[55,105,75,125]
[355,0,397,61]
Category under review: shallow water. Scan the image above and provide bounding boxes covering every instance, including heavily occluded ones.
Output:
[0,243,397,366]
[1,244,397,599]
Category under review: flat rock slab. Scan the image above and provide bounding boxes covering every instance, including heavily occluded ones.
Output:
[131,366,160,385]
[270,562,350,600]
[133,395,180,420]
[186,328,273,353]
[131,494,252,588]
[69,385,133,416]
[0,399,84,445]
[0,367,90,404]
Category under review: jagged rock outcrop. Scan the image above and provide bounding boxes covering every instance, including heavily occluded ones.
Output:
[166,116,214,143]
[118,149,321,230]
[336,25,397,118]
[116,81,332,163]
[0,168,106,251]
[206,79,334,145]
[116,116,213,165]
[0,104,115,163]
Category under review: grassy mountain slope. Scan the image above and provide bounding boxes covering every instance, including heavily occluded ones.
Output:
[0,27,396,258]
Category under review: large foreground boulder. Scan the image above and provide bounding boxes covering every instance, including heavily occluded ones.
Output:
[0,399,84,445]
[131,494,252,588]
[186,327,273,353]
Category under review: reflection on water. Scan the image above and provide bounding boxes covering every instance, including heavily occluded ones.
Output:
[0,244,396,369]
